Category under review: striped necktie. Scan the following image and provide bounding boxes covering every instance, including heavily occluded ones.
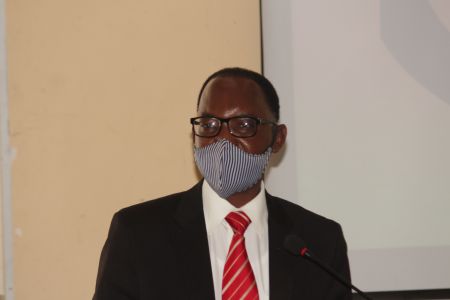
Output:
[222,211,259,300]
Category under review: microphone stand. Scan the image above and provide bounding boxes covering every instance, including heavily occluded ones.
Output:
[303,252,372,300]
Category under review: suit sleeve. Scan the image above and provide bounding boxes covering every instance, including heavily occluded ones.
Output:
[93,212,139,300]
[325,224,352,300]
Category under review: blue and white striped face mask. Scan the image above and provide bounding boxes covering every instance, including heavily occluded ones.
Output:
[194,139,272,199]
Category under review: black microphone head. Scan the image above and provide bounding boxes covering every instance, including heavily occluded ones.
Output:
[283,234,309,256]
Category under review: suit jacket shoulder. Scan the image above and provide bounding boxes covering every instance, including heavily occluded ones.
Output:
[266,193,351,300]
[268,194,345,252]
[93,181,215,300]
[113,187,193,229]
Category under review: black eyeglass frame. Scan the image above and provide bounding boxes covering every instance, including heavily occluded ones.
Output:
[190,116,277,138]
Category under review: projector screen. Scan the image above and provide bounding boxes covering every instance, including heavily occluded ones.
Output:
[262,0,450,292]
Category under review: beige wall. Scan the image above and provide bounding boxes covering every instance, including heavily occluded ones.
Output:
[5,0,261,299]
[0,166,3,295]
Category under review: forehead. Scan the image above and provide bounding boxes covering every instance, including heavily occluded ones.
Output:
[198,76,273,119]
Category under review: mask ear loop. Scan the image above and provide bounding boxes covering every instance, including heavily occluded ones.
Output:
[267,124,279,150]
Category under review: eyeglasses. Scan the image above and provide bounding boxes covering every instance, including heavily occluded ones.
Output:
[190,116,277,138]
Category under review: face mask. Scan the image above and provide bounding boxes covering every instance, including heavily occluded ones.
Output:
[194,139,272,199]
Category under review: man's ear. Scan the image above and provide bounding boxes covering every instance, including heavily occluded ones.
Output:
[271,124,287,153]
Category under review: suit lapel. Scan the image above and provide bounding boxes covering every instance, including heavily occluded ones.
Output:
[172,182,215,300]
[267,194,311,300]
[267,194,295,299]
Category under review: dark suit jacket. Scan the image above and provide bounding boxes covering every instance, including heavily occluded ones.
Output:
[93,181,351,299]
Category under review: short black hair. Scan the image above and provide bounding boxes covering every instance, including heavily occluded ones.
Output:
[196,67,280,121]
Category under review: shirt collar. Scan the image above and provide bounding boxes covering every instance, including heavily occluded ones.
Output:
[202,180,268,236]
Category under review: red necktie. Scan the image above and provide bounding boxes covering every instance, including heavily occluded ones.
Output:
[222,211,259,300]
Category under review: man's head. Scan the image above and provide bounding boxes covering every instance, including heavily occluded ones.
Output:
[192,67,287,204]
[194,67,287,155]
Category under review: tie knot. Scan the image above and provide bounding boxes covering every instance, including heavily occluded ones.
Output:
[225,211,251,235]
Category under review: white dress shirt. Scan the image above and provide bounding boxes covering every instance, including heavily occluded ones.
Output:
[202,180,269,300]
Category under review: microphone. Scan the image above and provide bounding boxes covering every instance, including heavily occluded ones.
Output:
[283,234,372,300]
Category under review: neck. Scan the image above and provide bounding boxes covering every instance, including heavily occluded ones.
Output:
[226,180,262,208]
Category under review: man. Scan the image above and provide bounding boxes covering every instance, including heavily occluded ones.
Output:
[93,67,351,299]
